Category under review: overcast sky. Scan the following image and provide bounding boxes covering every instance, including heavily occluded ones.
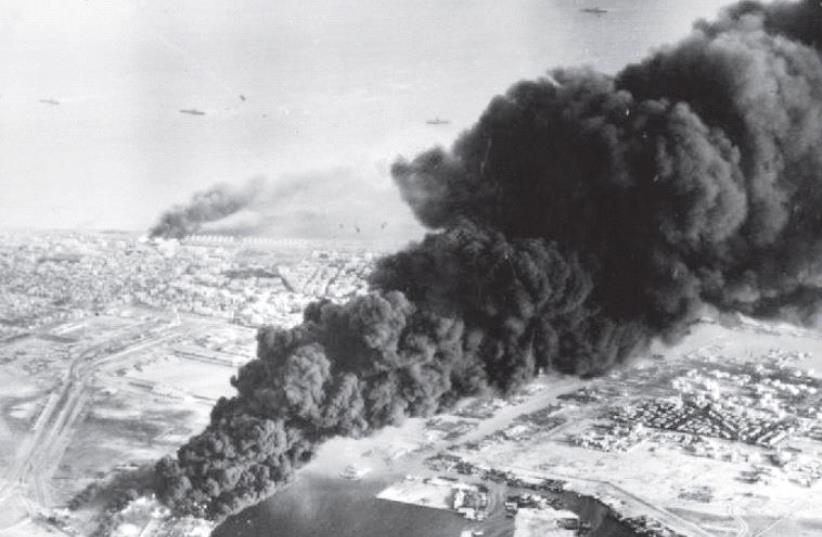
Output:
[0,0,735,237]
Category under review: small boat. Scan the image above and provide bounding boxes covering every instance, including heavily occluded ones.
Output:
[426,117,451,125]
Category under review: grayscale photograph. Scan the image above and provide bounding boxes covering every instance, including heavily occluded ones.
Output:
[1,1,822,536]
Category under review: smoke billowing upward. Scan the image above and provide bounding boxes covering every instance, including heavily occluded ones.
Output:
[149,178,265,239]
[155,0,822,520]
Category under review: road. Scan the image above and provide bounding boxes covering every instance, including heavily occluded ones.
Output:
[429,344,730,537]
[729,504,749,537]
[438,393,719,537]
[0,316,228,519]
[750,493,818,537]
[424,335,736,537]
[485,462,718,537]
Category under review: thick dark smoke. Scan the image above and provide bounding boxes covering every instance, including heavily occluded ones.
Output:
[149,178,265,239]
[148,169,419,240]
[154,0,822,520]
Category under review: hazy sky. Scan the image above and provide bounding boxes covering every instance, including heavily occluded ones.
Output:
[0,0,736,236]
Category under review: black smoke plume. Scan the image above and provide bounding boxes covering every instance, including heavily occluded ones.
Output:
[155,0,822,519]
[148,169,419,240]
[149,178,265,239]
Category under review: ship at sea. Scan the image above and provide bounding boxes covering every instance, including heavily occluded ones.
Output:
[425,117,450,125]
[339,464,371,481]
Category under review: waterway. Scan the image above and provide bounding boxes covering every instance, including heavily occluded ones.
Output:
[213,470,490,537]
[212,466,637,537]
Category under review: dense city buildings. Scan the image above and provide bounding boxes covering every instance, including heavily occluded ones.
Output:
[0,230,375,336]
[0,230,382,536]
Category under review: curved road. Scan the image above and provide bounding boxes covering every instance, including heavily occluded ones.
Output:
[0,317,221,524]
